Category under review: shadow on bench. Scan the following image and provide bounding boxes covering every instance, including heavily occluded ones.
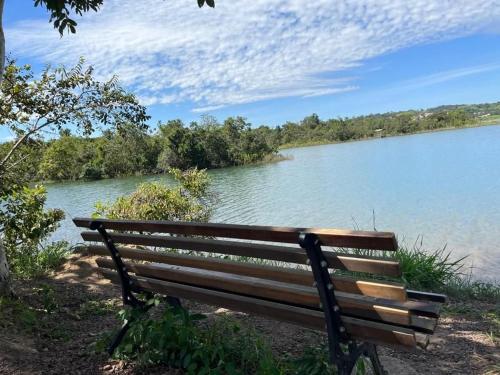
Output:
[74,217,446,375]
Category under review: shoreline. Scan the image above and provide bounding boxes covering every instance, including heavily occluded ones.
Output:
[279,120,500,150]
[37,121,500,186]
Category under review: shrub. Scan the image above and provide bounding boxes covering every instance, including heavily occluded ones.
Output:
[108,300,371,375]
[0,185,68,278]
[111,300,286,374]
[94,168,213,222]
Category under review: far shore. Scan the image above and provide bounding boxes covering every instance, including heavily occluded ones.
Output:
[279,119,500,150]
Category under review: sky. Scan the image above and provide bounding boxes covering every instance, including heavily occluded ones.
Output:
[2,0,500,140]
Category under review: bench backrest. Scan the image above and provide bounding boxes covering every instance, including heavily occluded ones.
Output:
[74,217,444,350]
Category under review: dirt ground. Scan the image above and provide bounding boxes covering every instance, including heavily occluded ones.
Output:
[0,254,498,375]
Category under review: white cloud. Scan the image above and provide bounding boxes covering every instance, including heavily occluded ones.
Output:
[7,0,500,111]
[402,63,500,90]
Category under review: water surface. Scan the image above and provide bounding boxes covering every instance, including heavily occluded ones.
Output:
[46,125,500,281]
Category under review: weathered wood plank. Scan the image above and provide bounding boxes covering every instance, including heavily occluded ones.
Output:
[73,217,398,250]
[87,244,406,300]
[97,268,416,348]
[82,232,401,277]
[97,259,438,328]
[407,290,447,303]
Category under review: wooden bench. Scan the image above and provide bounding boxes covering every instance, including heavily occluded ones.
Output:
[74,217,446,375]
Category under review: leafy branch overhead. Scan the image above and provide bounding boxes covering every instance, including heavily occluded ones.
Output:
[34,0,215,35]
[0,58,149,187]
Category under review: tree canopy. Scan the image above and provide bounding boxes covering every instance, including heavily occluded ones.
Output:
[0,59,149,190]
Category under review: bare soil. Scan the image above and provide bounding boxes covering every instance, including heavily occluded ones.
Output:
[0,254,498,375]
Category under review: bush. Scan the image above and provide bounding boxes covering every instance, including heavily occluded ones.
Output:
[0,185,68,278]
[110,300,283,374]
[94,168,213,222]
[107,299,372,375]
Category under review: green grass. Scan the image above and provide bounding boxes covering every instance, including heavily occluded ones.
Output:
[394,241,499,302]
[11,241,71,279]
[78,298,120,317]
[395,244,465,290]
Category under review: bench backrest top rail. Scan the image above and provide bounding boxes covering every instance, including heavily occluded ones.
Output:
[73,217,398,251]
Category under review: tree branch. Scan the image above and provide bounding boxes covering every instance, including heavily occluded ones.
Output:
[0,0,5,81]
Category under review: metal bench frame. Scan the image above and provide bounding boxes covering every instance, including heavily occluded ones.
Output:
[91,220,386,375]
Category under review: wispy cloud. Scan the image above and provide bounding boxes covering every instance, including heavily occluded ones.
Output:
[402,63,500,89]
[7,0,500,111]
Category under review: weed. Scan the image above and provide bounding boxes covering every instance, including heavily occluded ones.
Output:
[35,283,59,314]
[78,299,119,317]
[12,241,71,279]
[0,297,37,332]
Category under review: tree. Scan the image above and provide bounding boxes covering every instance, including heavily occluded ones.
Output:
[0,0,215,79]
[0,59,149,187]
[0,59,149,296]
[38,135,84,181]
[100,123,153,178]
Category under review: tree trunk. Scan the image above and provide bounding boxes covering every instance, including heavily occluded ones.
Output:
[0,0,5,81]
[0,239,13,297]
[0,0,9,297]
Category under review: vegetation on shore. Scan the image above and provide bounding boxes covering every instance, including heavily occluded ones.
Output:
[277,102,500,149]
[2,73,500,183]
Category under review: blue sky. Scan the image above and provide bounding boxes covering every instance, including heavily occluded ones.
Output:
[2,0,500,141]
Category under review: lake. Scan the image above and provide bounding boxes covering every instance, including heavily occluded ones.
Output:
[46,125,500,281]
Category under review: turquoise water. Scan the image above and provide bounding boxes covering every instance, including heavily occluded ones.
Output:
[46,125,500,281]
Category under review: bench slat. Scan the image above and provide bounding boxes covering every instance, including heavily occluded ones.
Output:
[86,245,406,300]
[96,259,438,332]
[407,290,447,303]
[73,217,398,250]
[82,232,401,277]
[97,268,416,348]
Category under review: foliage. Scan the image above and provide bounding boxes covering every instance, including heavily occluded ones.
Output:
[0,185,69,277]
[0,59,149,188]
[157,116,278,171]
[443,275,500,302]
[277,108,475,148]
[94,168,213,223]
[3,101,498,184]
[111,301,283,374]
[394,241,499,302]
[0,296,38,332]
[39,135,85,181]
[106,299,375,375]
[289,346,335,375]
[32,0,214,35]
[396,240,465,290]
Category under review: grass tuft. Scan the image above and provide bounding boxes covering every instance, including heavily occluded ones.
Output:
[394,237,499,302]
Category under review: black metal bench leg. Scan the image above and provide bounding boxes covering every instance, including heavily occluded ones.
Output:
[364,343,387,375]
[108,320,132,355]
[166,296,182,308]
